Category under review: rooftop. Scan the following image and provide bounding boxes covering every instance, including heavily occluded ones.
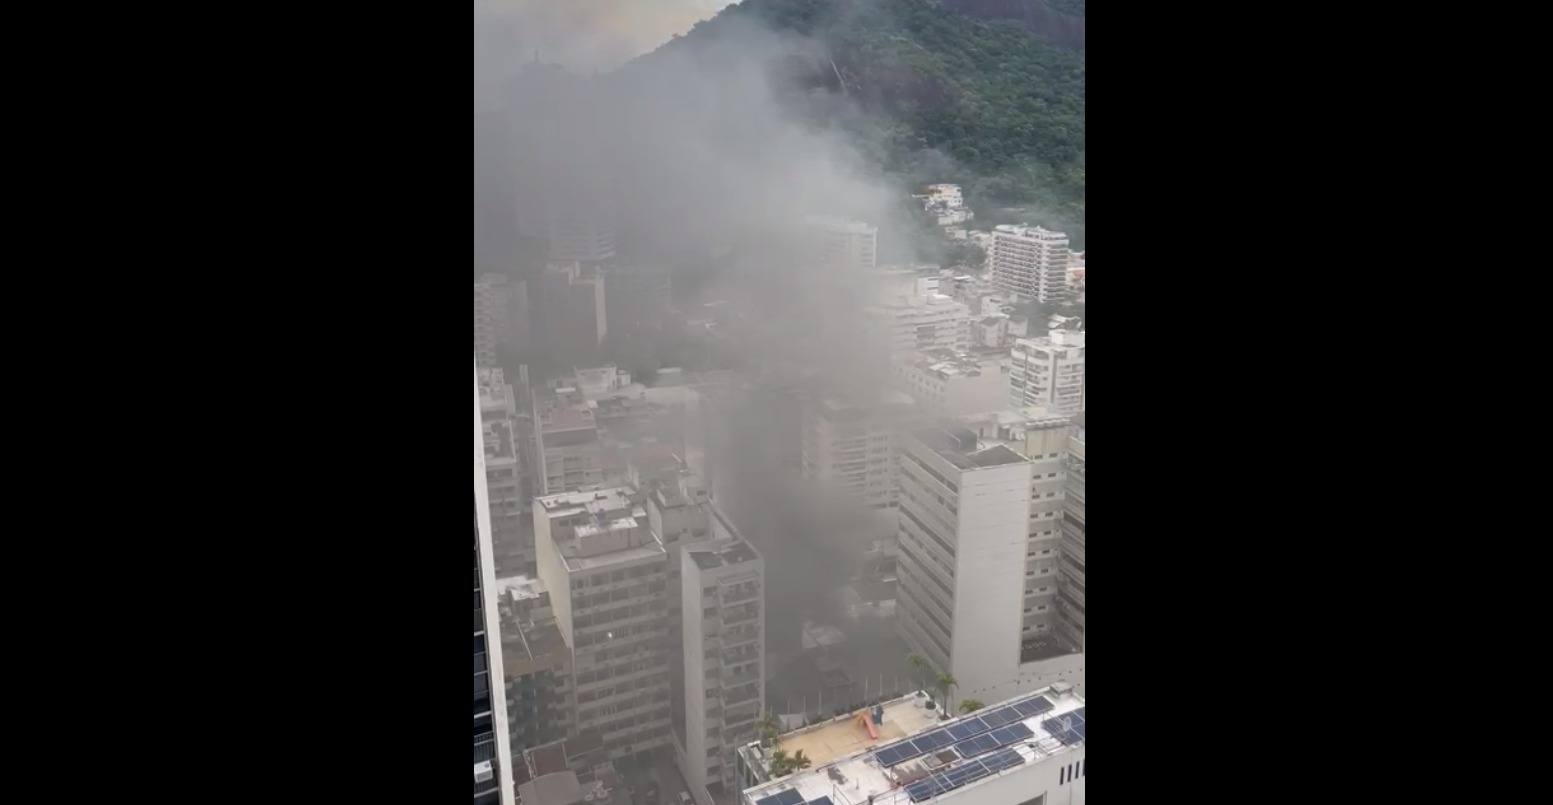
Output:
[687,538,761,571]
[743,687,1085,805]
[912,427,1030,471]
[751,694,940,774]
[537,488,667,571]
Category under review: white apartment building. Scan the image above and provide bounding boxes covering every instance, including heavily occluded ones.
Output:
[475,361,516,805]
[990,225,1070,304]
[896,425,1083,706]
[534,488,675,765]
[476,274,528,368]
[864,294,972,355]
[802,392,920,511]
[534,386,606,496]
[891,350,1009,417]
[919,184,963,209]
[681,531,765,797]
[739,686,1085,805]
[804,216,878,272]
[1009,332,1085,416]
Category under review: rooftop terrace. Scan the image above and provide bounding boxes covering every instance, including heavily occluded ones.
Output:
[743,687,1084,805]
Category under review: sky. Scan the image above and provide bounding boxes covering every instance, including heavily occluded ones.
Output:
[473,0,731,72]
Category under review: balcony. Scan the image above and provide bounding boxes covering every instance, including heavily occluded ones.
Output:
[722,603,759,625]
[719,582,759,606]
[723,626,760,647]
[722,682,760,706]
[721,668,760,688]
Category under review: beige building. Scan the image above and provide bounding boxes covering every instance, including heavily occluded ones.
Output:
[801,392,920,511]
[891,349,1009,417]
[534,488,675,765]
[1009,331,1086,415]
[863,293,973,355]
[990,225,1070,304]
[533,385,605,496]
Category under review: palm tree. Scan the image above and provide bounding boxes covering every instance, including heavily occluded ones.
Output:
[769,749,790,776]
[757,710,781,748]
[935,671,958,716]
[906,652,931,695]
[958,698,986,714]
[789,749,812,773]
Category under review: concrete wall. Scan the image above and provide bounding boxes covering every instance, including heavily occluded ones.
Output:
[949,461,1032,697]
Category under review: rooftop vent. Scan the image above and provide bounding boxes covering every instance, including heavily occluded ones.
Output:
[474,761,494,784]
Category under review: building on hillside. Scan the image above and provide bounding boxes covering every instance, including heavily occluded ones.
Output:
[1009,332,1085,416]
[476,362,517,805]
[863,294,972,355]
[737,686,1086,805]
[534,487,675,766]
[801,392,920,511]
[895,424,1083,707]
[891,349,1009,417]
[990,225,1070,304]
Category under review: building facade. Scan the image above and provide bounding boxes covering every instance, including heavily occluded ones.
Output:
[1009,332,1086,416]
[989,225,1070,304]
[476,362,517,805]
[801,392,919,511]
[804,216,878,272]
[476,273,529,368]
[602,264,672,335]
[534,488,675,766]
[482,368,539,574]
[534,385,606,496]
[895,423,1084,706]
[1056,414,1085,653]
[891,350,1009,417]
[864,294,973,355]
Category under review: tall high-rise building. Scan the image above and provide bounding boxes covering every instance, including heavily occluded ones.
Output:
[680,527,765,796]
[476,274,529,368]
[533,263,607,369]
[534,488,675,766]
[476,362,517,805]
[801,392,920,512]
[481,367,538,574]
[895,423,1083,706]
[1009,332,1086,415]
[1056,413,1085,652]
[990,225,1070,304]
[803,216,878,272]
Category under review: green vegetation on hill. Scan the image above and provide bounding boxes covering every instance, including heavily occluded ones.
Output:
[637,0,1085,241]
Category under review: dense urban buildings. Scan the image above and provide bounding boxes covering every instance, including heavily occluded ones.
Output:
[496,576,573,766]
[990,225,1071,304]
[738,686,1086,805]
[476,363,516,805]
[863,293,973,354]
[533,385,606,496]
[1009,331,1086,415]
[891,349,1008,417]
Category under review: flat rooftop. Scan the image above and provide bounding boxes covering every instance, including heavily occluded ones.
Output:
[756,694,940,774]
[913,427,1029,471]
[537,488,667,571]
[687,538,761,571]
[744,687,1085,805]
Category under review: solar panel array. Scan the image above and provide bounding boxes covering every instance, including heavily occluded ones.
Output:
[1041,706,1086,746]
[753,789,805,805]
[871,695,1054,767]
[903,748,1026,803]
[950,722,1033,757]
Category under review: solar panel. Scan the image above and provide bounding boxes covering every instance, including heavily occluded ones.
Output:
[1012,696,1054,717]
[978,707,1014,728]
[945,720,981,740]
[775,790,804,805]
[808,797,833,805]
[916,730,954,751]
[872,744,911,766]
[755,796,779,805]
[904,748,1027,802]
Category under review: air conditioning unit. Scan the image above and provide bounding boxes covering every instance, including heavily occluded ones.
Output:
[475,760,495,784]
